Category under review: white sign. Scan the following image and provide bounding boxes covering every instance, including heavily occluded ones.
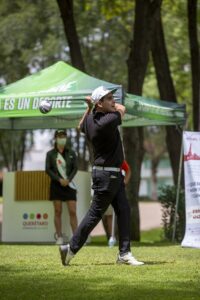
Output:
[2,171,91,243]
[181,131,200,248]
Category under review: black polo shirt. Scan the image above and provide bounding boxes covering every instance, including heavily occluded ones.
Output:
[80,110,124,167]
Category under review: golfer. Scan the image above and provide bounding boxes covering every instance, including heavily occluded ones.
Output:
[59,86,144,266]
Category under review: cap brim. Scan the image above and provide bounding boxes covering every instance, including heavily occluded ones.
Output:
[110,88,118,94]
[102,88,118,99]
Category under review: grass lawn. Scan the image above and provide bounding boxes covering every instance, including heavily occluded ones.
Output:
[0,228,199,300]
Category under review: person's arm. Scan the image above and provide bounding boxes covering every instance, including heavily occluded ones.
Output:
[78,96,93,131]
[114,103,126,119]
[45,151,60,182]
[121,160,131,185]
[124,166,131,185]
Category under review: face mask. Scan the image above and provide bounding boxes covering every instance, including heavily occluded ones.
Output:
[56,138,67,146]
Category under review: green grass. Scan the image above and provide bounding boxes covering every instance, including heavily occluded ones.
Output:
[0,229,200,300]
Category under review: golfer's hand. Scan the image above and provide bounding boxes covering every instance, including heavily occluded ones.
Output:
[59,178,69,187]
[114,103,126,118]
[85,96,94,109]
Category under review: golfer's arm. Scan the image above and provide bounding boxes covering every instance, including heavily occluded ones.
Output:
[115,103,126,118]
[78,106,92,130]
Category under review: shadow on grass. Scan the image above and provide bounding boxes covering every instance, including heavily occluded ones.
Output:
[71,261,170,267]
[0,264,198,300]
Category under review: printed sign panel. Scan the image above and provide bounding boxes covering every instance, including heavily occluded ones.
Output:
[181,131,200,248]
[2,171,91,243]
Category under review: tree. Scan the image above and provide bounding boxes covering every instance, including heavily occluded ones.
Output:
[56,0,94,170]
[0,0,66,83]
[150,2,183,185]
[0,0,67,171]
[124,0,162,240]
[56,0,85,71]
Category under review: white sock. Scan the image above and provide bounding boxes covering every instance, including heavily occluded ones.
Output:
[60,244,68,251]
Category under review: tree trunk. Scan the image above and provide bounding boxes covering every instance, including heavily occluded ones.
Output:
[57,0,91,170]
[125,0,162,240]
[151,6,183,185]
[151,157,159,201]
[123,127,144,241]
[56,0,85,71]
[19,132,26,170]
[0,136,10,170]
[187,0,200,131]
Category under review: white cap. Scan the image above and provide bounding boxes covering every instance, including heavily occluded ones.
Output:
[91,86,117,103]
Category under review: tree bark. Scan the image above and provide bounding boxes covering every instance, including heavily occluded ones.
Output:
[0,136,10,170]
[123,127,144,241]
[56,0,91,170]
[56,0,85,71]
[151,6,183,185]
[125,0,162,240]
[187,0,200,131]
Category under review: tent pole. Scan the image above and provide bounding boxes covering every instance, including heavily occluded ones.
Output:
[10,119,15,171]
[172,131,183,242]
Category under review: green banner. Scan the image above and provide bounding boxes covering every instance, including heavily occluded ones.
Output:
[124,94,186,126]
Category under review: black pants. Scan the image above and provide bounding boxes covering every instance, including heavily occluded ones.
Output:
[70,169,131,255]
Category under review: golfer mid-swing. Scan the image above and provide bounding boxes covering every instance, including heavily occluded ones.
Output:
[59,86,144,266]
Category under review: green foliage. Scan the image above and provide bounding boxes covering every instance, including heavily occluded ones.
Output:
[143,0,194,128]
[0,1,67,170]
[74,0,135,88]
[140,228,165,243]
[0,0,66,83]
[161,0,193,127]
[158,185,185,242]
[75,0,195,129]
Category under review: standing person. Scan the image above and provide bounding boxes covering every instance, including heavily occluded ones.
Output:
[46,129,78,245]
[103,160,132,246]
[59,86,144,266]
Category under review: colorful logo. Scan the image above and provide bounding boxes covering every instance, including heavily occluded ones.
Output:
[22,212,49,228]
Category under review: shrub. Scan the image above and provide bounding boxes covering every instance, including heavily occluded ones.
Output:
[158,185,185,242]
